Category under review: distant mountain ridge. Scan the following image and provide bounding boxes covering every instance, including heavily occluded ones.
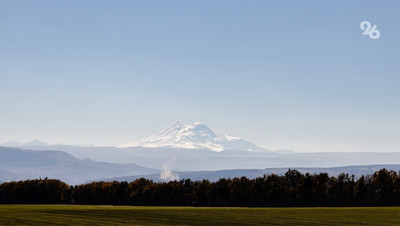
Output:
[118,122,268,152]
[0,146,158,184]
[5,144,400,173]
[1,139,50,147]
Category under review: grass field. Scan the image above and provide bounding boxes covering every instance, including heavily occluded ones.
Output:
[1,205,400,225]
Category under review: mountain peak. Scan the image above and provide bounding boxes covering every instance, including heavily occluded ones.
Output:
[192,121,204,125]
[117,122,268,152]
[26,139,49,146]
[172,121,185,127]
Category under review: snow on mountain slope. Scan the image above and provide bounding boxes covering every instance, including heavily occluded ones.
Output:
[117,122,268,152]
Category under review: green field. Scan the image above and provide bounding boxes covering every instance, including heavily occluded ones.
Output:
[1,205,400,225]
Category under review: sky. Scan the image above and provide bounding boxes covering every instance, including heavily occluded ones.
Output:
[0,0,399,152]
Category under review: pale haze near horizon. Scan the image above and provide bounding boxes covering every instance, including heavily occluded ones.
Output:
[1,0,399,153]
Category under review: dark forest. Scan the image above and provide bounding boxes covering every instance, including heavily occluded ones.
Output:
[1,169,400,207]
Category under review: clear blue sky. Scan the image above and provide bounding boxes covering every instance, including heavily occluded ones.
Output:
[1,0,399,152]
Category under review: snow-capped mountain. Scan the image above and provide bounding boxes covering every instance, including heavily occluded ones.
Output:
[118,122,268,152]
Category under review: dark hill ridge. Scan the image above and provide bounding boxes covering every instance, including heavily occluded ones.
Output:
[0,146,158,185]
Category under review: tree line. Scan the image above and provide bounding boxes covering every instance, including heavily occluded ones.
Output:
[1,168,400,206]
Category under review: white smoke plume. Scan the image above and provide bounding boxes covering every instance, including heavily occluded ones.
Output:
[159,161,179,181]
